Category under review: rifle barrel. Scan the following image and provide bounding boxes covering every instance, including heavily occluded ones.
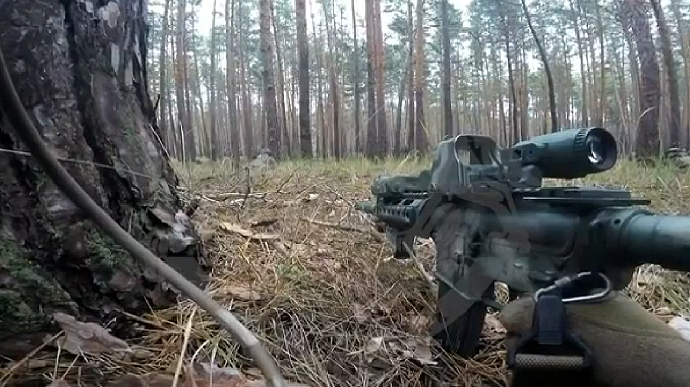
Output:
[605,209,690,271]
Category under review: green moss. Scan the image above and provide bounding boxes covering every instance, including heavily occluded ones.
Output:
[0,237,76,335]
[85,228,132,277]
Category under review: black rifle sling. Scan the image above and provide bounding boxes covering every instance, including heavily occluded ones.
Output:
[507,291,594,387]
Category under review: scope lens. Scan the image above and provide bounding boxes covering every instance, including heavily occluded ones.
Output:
[586,136,605,165]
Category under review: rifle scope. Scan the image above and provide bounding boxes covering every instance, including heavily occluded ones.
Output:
[513,127,617,179]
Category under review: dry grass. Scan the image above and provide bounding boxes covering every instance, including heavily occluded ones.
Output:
[4,155,690,387]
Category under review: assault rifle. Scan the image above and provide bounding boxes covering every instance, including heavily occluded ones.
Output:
[356,127,690,360]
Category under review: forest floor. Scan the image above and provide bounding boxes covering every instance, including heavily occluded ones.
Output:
[7,156,690,387]
[156,156,690,387]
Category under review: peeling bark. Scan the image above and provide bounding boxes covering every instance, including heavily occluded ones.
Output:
[0,0,200,360]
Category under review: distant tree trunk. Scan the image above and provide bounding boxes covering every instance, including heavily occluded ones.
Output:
[271,0,290,158]
[406,0,415,151]
[365,0,377,157]
[570,0,588,127]
[297,0,312,157]
[625,0,661,158]
[441,0,453,138]
[209,0,220,160]
[650,0,681,149]
[157,0,172,152]
[175,0,190,160]
[238,0,254,159]
[226,0,240,166]
[594,0,606,126]
[373,0,388,157]
[413,0,428,152]
[190,26,208,156]
[520,0,557,133]
[0,0,199,361]
[259,0,281,157]
[323,0,340,159]
[351,0,361,154]
[669,0,690,148]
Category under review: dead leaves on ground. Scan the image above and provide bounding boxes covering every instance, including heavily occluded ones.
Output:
[220,222,280,241]
[361,336,437,367]
[100,362,309,387]
[52,312,132,358]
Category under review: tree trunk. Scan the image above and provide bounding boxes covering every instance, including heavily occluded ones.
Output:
[323,0,340,159]
[626,0,661,158]
[351,0,361,154]
[650,0,681,149]
[594,0,606,127]
[413,0,427,153]
[520,0,557,133]
[441,0,452,138]
[406,0,415,152]
[157,0,172,152]
[259,0,280,157]
[365,0,377,157]
[0,0,199,360]
[669,0,690,148]
[270,0,290,158]
[238,0,254,159]
[226,0,240,166]
[175,0,190,160]
[209,0,220,160]
[297,0,312,157]
[373,0,387,157]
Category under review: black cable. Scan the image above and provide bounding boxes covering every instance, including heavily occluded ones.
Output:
[0,31,285,387]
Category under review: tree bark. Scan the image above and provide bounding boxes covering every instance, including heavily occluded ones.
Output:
[0,0,199,360]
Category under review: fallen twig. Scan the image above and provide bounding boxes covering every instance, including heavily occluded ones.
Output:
[301,217,386,243]
[220,222,289,257]
[206,192,268,201]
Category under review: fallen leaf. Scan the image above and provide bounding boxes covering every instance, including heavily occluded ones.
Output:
[184,362,243,387]
[52,312,132,357]
[220,223,279,240]
[401,337,436,365]
[217,285,262,301]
